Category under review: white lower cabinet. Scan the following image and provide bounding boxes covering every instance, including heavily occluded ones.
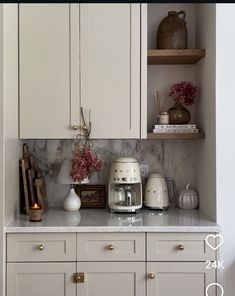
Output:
[6,232,216,296]
[76,262,145,296]
[7,261,144,296]
[147,262,215,296]
[7,262,76,296]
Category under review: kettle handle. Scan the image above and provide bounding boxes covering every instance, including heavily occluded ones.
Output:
[177,10,186,20]
[166,177,178,207]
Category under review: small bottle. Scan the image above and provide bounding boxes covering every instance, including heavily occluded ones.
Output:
[159,112,169,124]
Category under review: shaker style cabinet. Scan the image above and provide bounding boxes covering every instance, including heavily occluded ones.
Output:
[146,233,216,296]
[7,263,76,296]
[6,233,145,296]
[6,232,216,296]
[147,262,215,296]
[7,262,144,296]
[19,4,73,139]
[19,4,142,139]
[76,262,145,296]
[7,233,77,296]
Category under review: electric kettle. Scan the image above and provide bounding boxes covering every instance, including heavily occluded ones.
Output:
[144,173,176,210]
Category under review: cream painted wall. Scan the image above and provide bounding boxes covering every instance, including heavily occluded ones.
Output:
[3,4,19,224]
[195,4,216,220]
[216,4,235,294]
[0,4,19,295]
[0,5,4,295]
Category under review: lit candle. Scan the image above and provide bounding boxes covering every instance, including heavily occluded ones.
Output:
[29,203,42,222]
[31,203,41,210]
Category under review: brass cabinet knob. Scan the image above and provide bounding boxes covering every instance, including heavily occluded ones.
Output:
[177,244,185,251]
[148,273,156,279]
[73,273,84,283]
[38,244,44,251]
[108,244,114,251]
[82,125,87,131]
[72,125,79,130]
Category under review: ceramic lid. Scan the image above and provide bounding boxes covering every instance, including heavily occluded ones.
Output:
[149,173,164,178]
[179,183,198,195]
[113,157,138,163]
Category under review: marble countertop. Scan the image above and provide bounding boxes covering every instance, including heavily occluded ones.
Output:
[5,207,220,233]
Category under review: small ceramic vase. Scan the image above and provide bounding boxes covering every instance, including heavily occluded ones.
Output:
[178,183,198,210]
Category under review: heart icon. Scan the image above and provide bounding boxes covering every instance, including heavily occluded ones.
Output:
[206,283,224,296]
[206,234,224,251]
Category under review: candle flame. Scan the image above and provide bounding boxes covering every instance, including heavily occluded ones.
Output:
[31,203,40,209]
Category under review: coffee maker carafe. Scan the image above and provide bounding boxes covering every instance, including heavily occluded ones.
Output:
[108,157,142,213]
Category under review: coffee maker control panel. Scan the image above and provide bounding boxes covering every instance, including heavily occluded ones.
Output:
[110,167,141,184]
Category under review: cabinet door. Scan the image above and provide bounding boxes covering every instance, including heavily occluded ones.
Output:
[147,262,215,296]
[19,4,80,139]
[7,262,76,296]
[77,262,145,296]
[80,4,141,139]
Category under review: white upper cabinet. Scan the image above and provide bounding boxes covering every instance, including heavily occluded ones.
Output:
[19,4,144,139]
[80,4,140,138]
[19,4,79,139]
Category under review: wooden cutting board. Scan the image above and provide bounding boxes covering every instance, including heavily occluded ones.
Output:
[23,144,31,168]
[20,159,30,215]
[35,177,48,214]
[29,154,42,178]
[27,169,37,205]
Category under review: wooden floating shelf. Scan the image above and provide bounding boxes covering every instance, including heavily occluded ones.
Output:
[147,132,206,140]
[148,49,206,65]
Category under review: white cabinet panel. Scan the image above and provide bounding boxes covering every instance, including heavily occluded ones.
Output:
[7,233,76,262]
[80,4,141,138]
[7,262,76,296]
[147,262,215,296]
[19,4,79,139]
[19,4,142,139]
[77,232,145,261]
[147,233,216,261]
[76,262,145,296]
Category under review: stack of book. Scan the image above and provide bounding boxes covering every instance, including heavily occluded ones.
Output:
[153,124,198,133]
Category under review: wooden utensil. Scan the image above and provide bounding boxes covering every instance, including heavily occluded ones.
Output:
[23,144,31,168]
[35,177,48,214]
[20,159,30,215]
[27,169,37,205]
[29,154,42,178]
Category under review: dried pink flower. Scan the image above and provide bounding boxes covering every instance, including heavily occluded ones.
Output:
[169,81,197,106]
[70,146,103,183]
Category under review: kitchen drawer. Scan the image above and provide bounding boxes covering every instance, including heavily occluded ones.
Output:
[7,233,76,262]
[147,233,216,261]
[77,233,145,261]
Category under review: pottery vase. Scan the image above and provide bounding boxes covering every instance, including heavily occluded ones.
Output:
[157,10,188,49]
[168,102,190,124]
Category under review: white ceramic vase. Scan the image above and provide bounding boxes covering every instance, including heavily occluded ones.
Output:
[63,186,81,212]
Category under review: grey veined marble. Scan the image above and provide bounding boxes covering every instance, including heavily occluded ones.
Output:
[24,139,196,208]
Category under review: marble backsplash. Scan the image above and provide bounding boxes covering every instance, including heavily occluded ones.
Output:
[24,139,196,207]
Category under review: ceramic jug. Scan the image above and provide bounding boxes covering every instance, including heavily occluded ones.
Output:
[157,10,188,49]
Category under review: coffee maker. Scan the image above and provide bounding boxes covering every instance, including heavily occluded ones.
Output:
[108,157,142,213]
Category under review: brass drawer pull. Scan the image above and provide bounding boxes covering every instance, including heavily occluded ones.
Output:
[108,244,114,251]
[73,273,84,283]
[177,244,185,251]
[148,273,156,279]
[37,244,44,251]
[71,125,79,130]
